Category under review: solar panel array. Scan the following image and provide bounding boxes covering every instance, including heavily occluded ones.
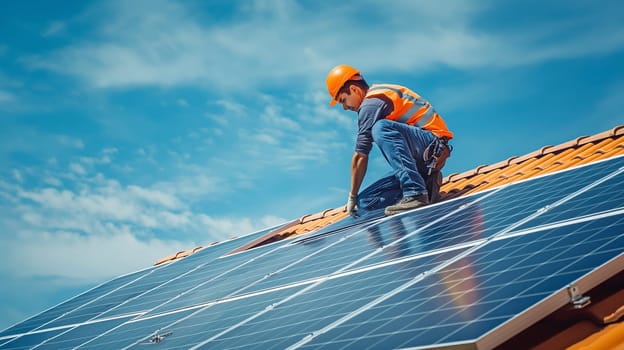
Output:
[1,155,623,350]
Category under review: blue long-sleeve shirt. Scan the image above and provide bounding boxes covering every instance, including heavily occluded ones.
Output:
[355,97,393,155]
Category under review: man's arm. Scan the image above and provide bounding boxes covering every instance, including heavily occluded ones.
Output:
[350,151,368,196]
[346,151,368,217]
[347,97,386,216]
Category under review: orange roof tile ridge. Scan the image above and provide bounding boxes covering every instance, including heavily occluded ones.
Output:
[445,168,479,183]
[475,164,489,175]
[321,208,333,217]
[538,145,554,155]
[298,214,311,224]
[444,125,622,185]
[544,139,585,154]
[580,127,621,144]
[294,207,346,225]
[327,206,347,216]
[474,158,516,175]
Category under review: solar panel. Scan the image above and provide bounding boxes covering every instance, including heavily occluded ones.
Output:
[97,235,287,318]
[0,329,65,350]
[0,227,279,347]
[0,155,622,350]
[75,310,196,349]
[0,268,153,338]
[353,155,624,269]
[29,316,133,350]
[513,160,624,230]
[299,213,624,349]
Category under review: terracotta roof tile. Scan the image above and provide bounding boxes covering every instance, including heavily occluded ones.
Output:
[154,245,205,266]
[567,322,624,350]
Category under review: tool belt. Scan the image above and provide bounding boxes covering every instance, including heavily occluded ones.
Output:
[424,137,452,175]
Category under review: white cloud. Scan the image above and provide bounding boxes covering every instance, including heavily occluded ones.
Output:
[56,135,85,149]
[253,133,279,145]
[127,185,182,209]
[297,90,355,130]
[42,21,66,37]
[259,215,288,228]
[0,90,16,105]
[155,172,224,200]
[12,169,22,183]
[24,1,624,90]
[79,148,119,166]
[197,214,283,240]
[259,103,301,130]
[0,227,190,281]
[103,147,118,155]
[69,162,87,175]
[212,128,224,136]
[10,2,417,87]
[16,180,185,229]
[43,176,62,187]
[177,98,189,107]
[215,99,247,116]
[0,161,285,281]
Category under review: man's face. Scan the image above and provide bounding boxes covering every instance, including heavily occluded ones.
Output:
[336,86,363,112]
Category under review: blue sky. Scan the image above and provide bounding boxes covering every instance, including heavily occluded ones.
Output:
[0,0,623,331]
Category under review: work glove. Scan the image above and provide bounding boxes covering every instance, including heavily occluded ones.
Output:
[346,193,359,218]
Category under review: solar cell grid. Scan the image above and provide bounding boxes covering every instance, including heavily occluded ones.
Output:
[77,310,195,349]
[91,225,286,319]
[515,161,624,230]
[144,228,350,315]
[0,269,152,338]
[183,250,462,350]
[354,156,624,270]
[124,287,303,349]
[0,330,63,350]
[301,213,624,349]
[246,194,483,294]
[31,316,132,350]
[95,246,273,319]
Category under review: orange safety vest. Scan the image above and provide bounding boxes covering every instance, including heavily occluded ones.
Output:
[365,84,453,139]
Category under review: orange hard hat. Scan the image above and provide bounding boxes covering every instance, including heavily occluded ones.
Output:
[326,64,361,106]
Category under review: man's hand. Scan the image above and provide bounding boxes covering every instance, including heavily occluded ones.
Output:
[346,193,359,218]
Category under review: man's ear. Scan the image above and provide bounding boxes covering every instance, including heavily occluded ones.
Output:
[350,84,363,97]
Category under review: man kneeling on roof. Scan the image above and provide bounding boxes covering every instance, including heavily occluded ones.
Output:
[326,64,454,217]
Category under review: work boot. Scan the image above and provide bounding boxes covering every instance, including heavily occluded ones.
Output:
[384,194,430,216]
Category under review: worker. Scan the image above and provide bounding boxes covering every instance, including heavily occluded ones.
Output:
[326,64,453,217]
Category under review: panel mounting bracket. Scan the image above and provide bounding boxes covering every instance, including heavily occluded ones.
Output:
[567,284,591,309]
[147,329,173,344]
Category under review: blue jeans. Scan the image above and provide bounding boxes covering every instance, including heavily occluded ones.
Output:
[371,119,436,198]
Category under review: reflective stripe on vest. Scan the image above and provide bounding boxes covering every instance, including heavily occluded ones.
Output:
[365,84,453,139]
[366,84,435,127]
